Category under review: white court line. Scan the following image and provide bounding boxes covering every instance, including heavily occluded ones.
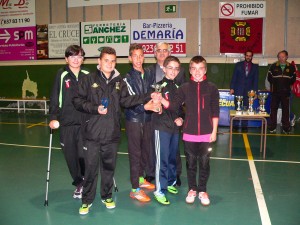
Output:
[0,142,299,165]
[243,133,272,225]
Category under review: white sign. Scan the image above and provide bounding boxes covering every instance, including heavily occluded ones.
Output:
[131,18,186,57]
[81,20,130,57]
[68,0,195,7]
[219,1,266,18]
[48,23,80,58]
[0,0,36,28]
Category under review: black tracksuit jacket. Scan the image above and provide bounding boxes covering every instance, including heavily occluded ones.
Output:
[73,69,146,143]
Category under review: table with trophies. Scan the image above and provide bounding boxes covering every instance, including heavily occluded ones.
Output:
[229,90,270,159]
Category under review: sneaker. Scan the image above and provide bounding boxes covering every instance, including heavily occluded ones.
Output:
[79,203,92,215]
[185,189,197,204]
[269,128,276,134]
[283,129,291,135]
[291,114,296,127]
[154,193,170,205]
[130,188,151,202]
[199,192,210,206]
[139,179,155,190]
[73,185,83,199]
[101,198,116,209]
[167,186,178,194]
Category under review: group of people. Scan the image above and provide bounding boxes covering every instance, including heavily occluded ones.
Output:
[49,43,219,215]
[230,50,296,134]
[49,44,296,215]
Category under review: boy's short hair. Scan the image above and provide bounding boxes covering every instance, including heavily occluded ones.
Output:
[277,50,288,58]
[129,43,144,56]
[154,42,171,52]
[99,47,116,59]
[65,45,85,57]
[189,55,207,68]
[163,56,181,67]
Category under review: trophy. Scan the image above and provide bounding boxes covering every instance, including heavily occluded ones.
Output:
[258,93,269,114]
[151,83,163,112]
[247,90,256,115]
[100,97,109,111]
[235,96,243,115]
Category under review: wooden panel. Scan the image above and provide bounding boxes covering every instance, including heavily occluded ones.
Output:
[181,1,199,57]
[51,0,67,23]
[140,3,158,19]
[121,4,139,20]
[36,0,50,24]
[68,7,83,23]
[102,5,119,20]
[264,0,285,57]
[287,0,300,56]
[85,6,102,22]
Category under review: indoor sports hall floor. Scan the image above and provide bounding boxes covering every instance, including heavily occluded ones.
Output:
[0,112,299,225]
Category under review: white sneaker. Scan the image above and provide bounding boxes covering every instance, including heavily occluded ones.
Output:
[185,189,197,204]
[199,192,210,206]
[73,185,83,199]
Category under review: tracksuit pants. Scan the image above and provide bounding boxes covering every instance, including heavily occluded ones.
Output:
[269,93,290,131]
[82,141,118,204]
[60,125,84,186]
[184,141,211,192]
[154,130,179,194]
[125,121,154,189]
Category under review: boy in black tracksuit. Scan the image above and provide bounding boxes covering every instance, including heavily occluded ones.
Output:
[152,56,184,205]
[124,44,156,203]
[49,45,89,199]
[73,47,159,215]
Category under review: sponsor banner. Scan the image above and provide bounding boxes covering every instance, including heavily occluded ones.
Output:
[48,23,80,58]
[0,0,36,28]
[219,18,263,54]
[219,1,266,18]
[131,18,186,57]
[219,90,270,126]
[81,20,130,57]
[68,0,195,7]
[0,26,36,61]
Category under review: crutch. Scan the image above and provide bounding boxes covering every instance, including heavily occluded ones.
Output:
[44,128,53,206]
[113,177,118,192]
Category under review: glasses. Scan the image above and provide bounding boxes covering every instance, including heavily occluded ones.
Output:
[69,55,84,60]
[156,49,169,53]
[166,66,180,72]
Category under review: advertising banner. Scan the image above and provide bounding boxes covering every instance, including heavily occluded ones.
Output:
[0,0,36,28]
[131,18,186,57]
[48,23,80,58]
[219,18,263,54]
[0,26,36,60]
[0,0,36,60]
[80,20,130,57]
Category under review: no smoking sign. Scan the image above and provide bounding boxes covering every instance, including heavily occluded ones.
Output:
[219,3,235,17]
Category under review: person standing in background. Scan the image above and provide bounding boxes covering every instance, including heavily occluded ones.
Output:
[230,50,259,131]
[267,50,296,134]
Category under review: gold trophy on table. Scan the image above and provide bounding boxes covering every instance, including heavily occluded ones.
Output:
[235,96,243,115]
[247,90,256,115]
[258,93,269,114]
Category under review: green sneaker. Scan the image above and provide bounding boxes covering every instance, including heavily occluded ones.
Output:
[79,203,92,215]
[154,194,170,205]
[101,198,116,209]
[167,186,178,194]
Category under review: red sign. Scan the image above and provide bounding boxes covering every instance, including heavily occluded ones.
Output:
[139,42,186,55]
[219,18,263,54]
